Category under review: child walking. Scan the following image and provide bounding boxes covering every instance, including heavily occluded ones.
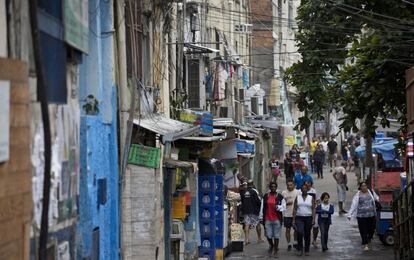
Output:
[316,192,334,252]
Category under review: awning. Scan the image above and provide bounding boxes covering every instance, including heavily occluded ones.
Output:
[182,135,225,142]
[238,153,255,158]
[184,43,220,54]
[213,118,235,127]
[133,114,200,143]
[250,119,279,129]
[163,158,196,172]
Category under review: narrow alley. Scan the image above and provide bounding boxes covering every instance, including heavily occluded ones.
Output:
[226,167,394,260]
[0,1,413,260]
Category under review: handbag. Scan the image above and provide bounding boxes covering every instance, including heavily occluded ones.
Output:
[369,189,382,211]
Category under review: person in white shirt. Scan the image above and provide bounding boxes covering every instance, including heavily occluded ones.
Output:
[292,183,316,256]
[282,180,301,251]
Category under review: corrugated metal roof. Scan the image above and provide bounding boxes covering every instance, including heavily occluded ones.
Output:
[133,114,200,142]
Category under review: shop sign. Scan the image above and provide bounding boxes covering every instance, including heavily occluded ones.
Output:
[0,80,10,162]
[64,0,89,53]
[285,135,295,146]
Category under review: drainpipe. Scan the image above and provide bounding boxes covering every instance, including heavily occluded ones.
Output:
[114,0,128,258]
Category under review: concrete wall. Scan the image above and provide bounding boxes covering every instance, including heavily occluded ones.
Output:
[122,164,163,260]
[77,0,119,259]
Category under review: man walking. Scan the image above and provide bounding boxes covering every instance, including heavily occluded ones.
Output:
[333,162,348,214]
[294,166,313,190]
[327,135,338,169]
[260,182,286,258]
[247,180,265,243]
[240,181,262,244]
[282,180,301,251]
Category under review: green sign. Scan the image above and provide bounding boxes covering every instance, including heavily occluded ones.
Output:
[64,0,88,53]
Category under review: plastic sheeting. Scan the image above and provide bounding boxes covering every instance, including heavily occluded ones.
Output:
[355,140,398,161]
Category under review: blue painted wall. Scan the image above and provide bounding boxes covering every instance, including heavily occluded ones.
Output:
[77,0,119,259]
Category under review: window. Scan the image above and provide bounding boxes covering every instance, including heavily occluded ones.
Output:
[288,3,293,28]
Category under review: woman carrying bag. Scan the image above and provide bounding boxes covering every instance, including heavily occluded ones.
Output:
[347,182,380,251]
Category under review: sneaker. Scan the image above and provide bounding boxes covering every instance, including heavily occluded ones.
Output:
[297,251,303,256]
[305,252,310,256]
[293,244,298,250]
[363,245,369,251]
[288,245,292,251]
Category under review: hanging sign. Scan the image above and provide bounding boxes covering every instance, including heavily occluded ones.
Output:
[64,0,89,53]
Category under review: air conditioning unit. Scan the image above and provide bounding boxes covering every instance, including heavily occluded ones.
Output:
[171,220,185,240]
[234,24,252,34]
[238,89,245,101]
[219,106,234,118]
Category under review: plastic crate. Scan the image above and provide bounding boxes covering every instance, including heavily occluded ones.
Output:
[200,221,215,237]
[214,205,224,219]
[215,175,223,191]
[200,207,215,221]
[199,192,215,207]
[128,144,160,168]
[214,191,224,205]
[199,176,215,192]
[215,219,223,235]
[215,234,224,248]
[200,237,215,249]
[199,249,215,260]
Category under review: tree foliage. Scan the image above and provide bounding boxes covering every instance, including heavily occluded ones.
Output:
[286,0,413,136]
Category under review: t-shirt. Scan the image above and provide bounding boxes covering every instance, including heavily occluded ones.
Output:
[321,141,328,152]
[294,173,313,190]
[265,193,280,221]
[282,189,301,217]
[333,166,347,185]
[293,159,305,171]
[327,140,337,154]
[310,141,318,154]
[357,193,375,218]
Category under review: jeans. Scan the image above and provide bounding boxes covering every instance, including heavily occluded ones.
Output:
[295,216,313,252]
[319,222,330,250]
[357,216,376,245]
[265,220,282,239]
[315,161,323,177]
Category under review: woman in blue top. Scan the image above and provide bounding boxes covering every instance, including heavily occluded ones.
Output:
[316,192,334,252]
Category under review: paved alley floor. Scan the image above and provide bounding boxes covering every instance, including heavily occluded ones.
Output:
[226,167,395,260]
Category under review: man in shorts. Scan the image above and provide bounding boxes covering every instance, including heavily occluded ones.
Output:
[260,182,286,257]
[333,162,348,214]
[282,180,301,251]
[240,181,262,244]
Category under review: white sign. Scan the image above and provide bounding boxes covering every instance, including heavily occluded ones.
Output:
[0,80,10,162]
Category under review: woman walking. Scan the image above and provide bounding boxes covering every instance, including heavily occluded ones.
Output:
[260,182,286,258]
[347,182,379,251]
[316,192,334,252]
[292,183,316,256]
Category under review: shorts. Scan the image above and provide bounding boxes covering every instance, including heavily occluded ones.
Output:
[284,217,293,228]
[337,184,347,202]
[265,220,282,239]
[328,153,336,161]
[244,214,260,226]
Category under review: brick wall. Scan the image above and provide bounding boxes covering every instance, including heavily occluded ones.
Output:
[0,58,31,259]
[251,0,273,21]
